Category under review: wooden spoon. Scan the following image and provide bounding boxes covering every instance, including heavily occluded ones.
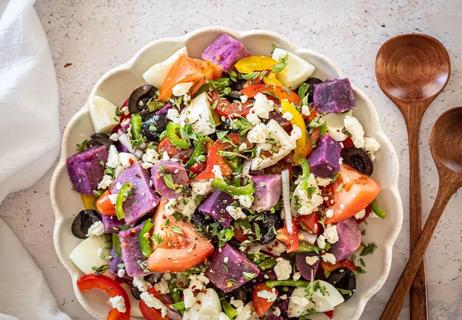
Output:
[380,107,462,319]
[375,33,450,319]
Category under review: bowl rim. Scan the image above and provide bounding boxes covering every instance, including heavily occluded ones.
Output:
[50,26,403,319]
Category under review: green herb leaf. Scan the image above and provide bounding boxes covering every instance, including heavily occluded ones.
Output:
[360,242,377,256]
[171,225,184,235]
[243,271,257,281]
[271,54,288,73]
[92,264,109,274]
[76,139,89,152]
[216,130,229,141]
[241,71,260,80]
[163,173,176,190]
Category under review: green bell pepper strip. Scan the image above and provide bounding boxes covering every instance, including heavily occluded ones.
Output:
[222,300,238,319]
[185,138,206,168]
[371,200,386,219]
[211,178,254,196]
[139,219,154,257]
[171,301,185,312]
[115,182,133,220]
[130,113,143,141]
[166,122,189,149]
[112,233,121,257]
[266,280,311,288]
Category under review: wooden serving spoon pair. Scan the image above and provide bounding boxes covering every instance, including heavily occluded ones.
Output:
[376,34,461,319]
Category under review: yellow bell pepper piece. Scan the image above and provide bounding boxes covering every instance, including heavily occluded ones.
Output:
[263,72,284,87]
[280,99,309,164]
[235,56,277,74]
[81,194,96,210]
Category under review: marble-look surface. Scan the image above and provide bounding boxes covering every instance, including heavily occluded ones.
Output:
[1,0,461,319]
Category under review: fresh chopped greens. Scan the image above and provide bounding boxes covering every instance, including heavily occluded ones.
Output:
[360,242,377,256]
[271,54,288,73]
[76,139,89,152]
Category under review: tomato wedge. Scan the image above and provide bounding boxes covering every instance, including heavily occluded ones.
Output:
[195,141,232,180]
[147,200,214,272]
[252,283,278,316]
[158,138,180,158]
[158,55,205,101]
[77,274,131,320]
[241,84,300,105]
[276,218,300,253]
[325,165,381,224]
[96,190,116,216]
[209,91,252,118]
[299,213,321,235]
[139,288,169,320]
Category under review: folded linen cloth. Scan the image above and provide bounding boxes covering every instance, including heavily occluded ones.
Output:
[0,0,70,319]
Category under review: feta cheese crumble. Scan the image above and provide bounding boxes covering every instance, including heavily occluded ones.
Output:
[257,288,278,302]
[226,205,247,220]
[140,292,167,317]
[274,258,292,280]
[344,115,365,148]
[87,221,104,237]
[247,123,269,144]
[108,295,126,313]
[355,209,367,220]
[323,224,339,244]
[133,276,151,292]
[305,255,320,266]
[322,252,337,265]
[191,180,213,195]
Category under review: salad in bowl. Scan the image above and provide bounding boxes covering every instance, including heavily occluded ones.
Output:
[64,32,390,320]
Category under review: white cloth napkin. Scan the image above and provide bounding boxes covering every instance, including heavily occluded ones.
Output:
[0,0,70,319]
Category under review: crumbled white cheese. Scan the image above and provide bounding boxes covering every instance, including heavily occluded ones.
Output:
[87,221,104,237]
[316,177,332,187]
[292,173,324,216]
[183,288,197,308]
[191,180,213,195]
[172,81,193,96]
[257,288,278,302]
[219,313,231,320]
[323,225,339,244]
[364,136,381,160]
[109,133,119,141]
[154,274,170,294]
[108,295,126,313]
[282,112,293,121]
[246,112,261,125]
[322,253,337,265]
[251,93,274,119]
[301,105,310,116]
[288,287,311,318]
[188,272,209,291]
[117,267,125,278]
[273,307,281,316]
[239,143,248,151]
[317,234,326,249]
[133,276,151,292]
[166,108,181,124]
[355,209,367,220]
[344,115,365,148]
[325,208,334,218]
[118,152,137,167]
[274,258,292,280]
[108,193,118,205]
[107,145,120,168]
[98,174,113,190]
[247,123,269,144]
[226,205,247,220]
[237,195,253,208]
[142,147,159,164]
[212,165,223,179]
[293,272,301,281]
[140,292,167,317]
[240,95,248,103]
[305,255,320,266]
[290,125,302,142]
[230,298,244,312]
[164,198,178,215]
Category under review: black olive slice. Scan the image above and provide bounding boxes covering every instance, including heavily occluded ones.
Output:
[341,147,374,176]
[71,209,101,239]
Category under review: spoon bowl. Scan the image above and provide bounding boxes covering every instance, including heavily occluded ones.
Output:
[376,34,450,102]
[431,107,462,174]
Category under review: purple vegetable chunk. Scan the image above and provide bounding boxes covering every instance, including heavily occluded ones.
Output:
[295,253,320,281]
[313,78,356,113]
[101,215,123,233]
[155,102,172,116]
[66,145,108,194]
[108,249,122,275]
[331,218,361,261]
[201,33,250,72]
[150,160,190,198]
[206,244,260,293]
[111,162,160,225]
[119,223,150,277]
[251,174,282,212]
[198,190,233,227]
[308,134,341,178]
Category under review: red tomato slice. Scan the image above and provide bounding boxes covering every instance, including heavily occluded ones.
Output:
[195,141,232,180]
[299,213,321,235]
[159,55,205,101]
[147,200,214,272]
[209,91,253,118]
[158,138,180,158]
[321,259,357,274]
[252,283,278,316]
[240,84,300,105]
[139,301,168,320]
[77,274,131,320]
[276,218,299,253]
[325,165,381,224]
[233,227,249,243]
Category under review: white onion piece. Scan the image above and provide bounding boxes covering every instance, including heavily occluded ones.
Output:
[117,131,134,153]
[281,169,293,234]
[299,230,317,244]
[242,160,252,177]
[134,149,143,159]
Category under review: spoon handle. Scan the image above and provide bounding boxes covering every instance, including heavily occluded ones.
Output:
[380,174,459,320]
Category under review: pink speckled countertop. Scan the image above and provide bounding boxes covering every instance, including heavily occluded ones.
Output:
[1,0,461,319]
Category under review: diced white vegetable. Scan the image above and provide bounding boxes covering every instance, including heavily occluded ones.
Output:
[89,95,119,133]
[288,287,312,318]
[182,288,222,320]
[251,120,296,170]
[179,92,216,135]
[69,236,108,274]
[281,169,293,234]
[322,111,352,142]
[272,48,315,90]
[235,302,257,320]
[142,46,188,88]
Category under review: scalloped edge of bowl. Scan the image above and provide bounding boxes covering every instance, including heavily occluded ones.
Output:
[51,26,403,320]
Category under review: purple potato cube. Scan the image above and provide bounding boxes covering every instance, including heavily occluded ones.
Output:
[308,134,341,178]
[108,248,122,275]
[101,215,123,233]
[66,145,108,194]
[331,218,361,261]
[251,174,282,212]
[313,78,356,113]
[206,244,260,293]
[150,160,190,199]
[110,162,160,225]
[201,33,250,72]
[198,190,233,227]
[119,222,150,277]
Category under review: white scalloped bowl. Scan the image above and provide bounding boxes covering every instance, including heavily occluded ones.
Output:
[50,27,403,320]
